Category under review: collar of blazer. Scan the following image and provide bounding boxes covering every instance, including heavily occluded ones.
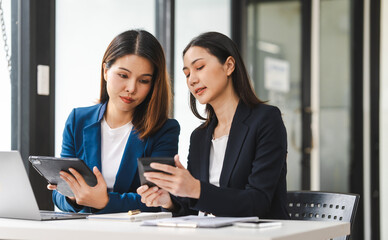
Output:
[82,102,107,171]
[199,101,252,187]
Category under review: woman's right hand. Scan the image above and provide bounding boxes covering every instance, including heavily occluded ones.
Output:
[137,185,173,209]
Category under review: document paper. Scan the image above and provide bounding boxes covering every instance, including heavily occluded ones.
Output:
[87,212,172,222]
[142,215,259,228]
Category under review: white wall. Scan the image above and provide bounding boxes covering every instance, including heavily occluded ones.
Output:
[55,0,155,156]
[380,0,388,238]
[174,0,230,166]
[0,0,11,151]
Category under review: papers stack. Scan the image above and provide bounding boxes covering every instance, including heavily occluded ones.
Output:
[142,215,259,228]
[87,212,172,222]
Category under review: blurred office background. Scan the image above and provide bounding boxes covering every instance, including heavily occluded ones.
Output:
[0,0,386,239]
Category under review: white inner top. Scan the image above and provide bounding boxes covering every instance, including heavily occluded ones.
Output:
[209,135,229,187]
[101,117,133,191]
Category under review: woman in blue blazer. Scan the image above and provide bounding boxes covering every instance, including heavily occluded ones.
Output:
[49,30,180,214]
[138,32,288,219]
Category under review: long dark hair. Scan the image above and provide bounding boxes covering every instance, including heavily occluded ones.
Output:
[99,30,171,139]
[183,32,263,126]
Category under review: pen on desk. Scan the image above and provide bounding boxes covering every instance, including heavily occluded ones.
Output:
[128,209,141,216]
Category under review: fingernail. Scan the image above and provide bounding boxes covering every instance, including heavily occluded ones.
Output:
[150,163,155,168]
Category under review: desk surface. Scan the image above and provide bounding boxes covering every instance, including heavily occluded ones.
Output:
[0,218,349,240]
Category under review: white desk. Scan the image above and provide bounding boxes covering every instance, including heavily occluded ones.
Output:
[0,218,349,240]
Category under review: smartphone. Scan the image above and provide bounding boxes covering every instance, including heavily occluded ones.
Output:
[233,220,283,228]
[137,157,175,187]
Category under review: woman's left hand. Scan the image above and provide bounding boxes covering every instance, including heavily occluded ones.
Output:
[144,155,201,199]
[60,166,109,209]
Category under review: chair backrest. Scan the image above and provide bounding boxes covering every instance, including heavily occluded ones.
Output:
[287,191,360,240]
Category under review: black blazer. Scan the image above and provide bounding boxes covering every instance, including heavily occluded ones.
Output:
[171,102,289,219]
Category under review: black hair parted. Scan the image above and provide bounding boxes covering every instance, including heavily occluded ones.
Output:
[183,32,263,125]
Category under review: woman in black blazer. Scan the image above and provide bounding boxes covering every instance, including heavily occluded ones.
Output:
[137,32,289,219]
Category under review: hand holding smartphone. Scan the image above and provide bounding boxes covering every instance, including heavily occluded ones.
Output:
[137,157,175,187]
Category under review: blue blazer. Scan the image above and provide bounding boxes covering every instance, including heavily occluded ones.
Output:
[53,102,180,214]
[171,102,289,219]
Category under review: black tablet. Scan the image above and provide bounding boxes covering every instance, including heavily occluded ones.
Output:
[137,157,175,187]
[29,156,97,197]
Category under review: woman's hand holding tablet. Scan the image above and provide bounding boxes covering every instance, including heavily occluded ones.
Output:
[29,156,97,197]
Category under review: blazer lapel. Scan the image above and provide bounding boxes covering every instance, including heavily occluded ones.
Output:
[199,118,217,182]
[83,122,102,170]
[114,129,145,193]
[219,102,250,187]
[82,102,106,170]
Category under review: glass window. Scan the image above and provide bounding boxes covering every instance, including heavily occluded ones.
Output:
[246,1,302,190]
[319,0,351,192]
[174,0,231,166]
[55,0,155,155]
[0,0,11,150]
[380,1,388,239]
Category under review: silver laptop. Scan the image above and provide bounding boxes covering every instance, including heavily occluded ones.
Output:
[0,151,89,220]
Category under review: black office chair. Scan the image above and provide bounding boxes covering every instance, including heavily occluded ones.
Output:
[287,191,360,240]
